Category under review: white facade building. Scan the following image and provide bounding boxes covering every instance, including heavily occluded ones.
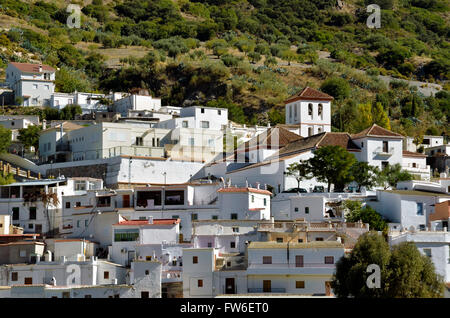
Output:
[284,87,333,137]
[5,62,55,107]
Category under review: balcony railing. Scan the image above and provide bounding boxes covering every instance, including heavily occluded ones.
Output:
[247,288,286,293]
[373,147,395,156]
[56,144,71,152]
[248,262,335,269]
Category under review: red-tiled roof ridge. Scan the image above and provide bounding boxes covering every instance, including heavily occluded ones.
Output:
[285,87,334,103]
[402,150,427,158]
[351,124,404,139]
[10,62,56,73]
[276,131,360,158]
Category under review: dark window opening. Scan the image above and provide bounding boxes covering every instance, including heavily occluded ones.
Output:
[137,191,162,207]
[165,190,185,205]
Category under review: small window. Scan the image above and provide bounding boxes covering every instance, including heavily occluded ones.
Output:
[263,256,272,264]
[12,207,19,220]
[230,242,236,248]
[145,270,149,275]
[104,271,109,279]
[212,215,218,220]
[141,291,149,298]
[198,279,203,287]
[201,121,210,129]
[324,256,334,264]
[201,108,205,113]
[308,103,313,116]
[263,198,267,206]
[417,203,424,216]
[231,213,238,220]
[84,219,89,227]
[296,281,305,289]
[298,239,303,243]
[76,202,81,207]
[146,256,152,261]
[24,277,32,285]
[276,238,283,243]
[423,248,432,258]
[182,121,188,128]
[318,103,323,117]
[193,256,198,264]
[316,237,324,241]
[218,110,221,115]
[251,195,255,203]
[232,226,239,233]
[65,202,70,209]
[305,207,309,214]
[11,272,18,281]
[207,242,212,248]
[29,207,36,220]
[294,207,299,212]
[191,214,198,221]
[361,142,364,148]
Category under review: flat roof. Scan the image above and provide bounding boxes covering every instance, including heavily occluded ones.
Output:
[0,179,65,187]
[248,241,344,249]
[383,190,450,198]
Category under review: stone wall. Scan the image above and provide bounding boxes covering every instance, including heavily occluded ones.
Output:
[47,163,108,182]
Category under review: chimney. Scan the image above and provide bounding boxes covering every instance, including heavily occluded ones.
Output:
[148,216,154,224]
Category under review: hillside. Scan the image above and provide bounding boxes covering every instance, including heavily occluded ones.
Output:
[0,0,448,139]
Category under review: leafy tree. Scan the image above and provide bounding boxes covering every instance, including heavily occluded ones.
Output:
[248,51,262,64]
[332,232,391,298]
[387,242,444,298]
[17,125,41,152]
[353,103,373,132]
[304,145,357,192]
[285,162,310,189]
[332,232,444,298]
[378,163,413,189]
[206,99,246,124]
[0,126,12,153]
[344,201,387,231]
[0,172,15,185]
[372,102,391,130]
[55,66,93,93]
[59,104,82,120]
[320,77,350,100]
[350,162,380,191]
[280,49,297,66]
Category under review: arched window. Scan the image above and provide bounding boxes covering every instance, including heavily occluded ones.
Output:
[318,103,323,117]
[308,103,313,116]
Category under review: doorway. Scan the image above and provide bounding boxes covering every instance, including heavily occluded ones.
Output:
[325,281,333,296]
[263,280,271,292]
[225,278,235,294]
[123,195,130,208]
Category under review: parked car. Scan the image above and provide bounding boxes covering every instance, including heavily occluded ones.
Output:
[282,187,308,193]
[312,186,325,193]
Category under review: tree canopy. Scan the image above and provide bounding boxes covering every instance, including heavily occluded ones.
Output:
[332,232,444,298]
[304,145,357,192]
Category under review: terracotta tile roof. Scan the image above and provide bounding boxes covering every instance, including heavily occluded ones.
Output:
[113,218,180,226]
[217,187,272,195]
[276,132,360,157]
[242,127,303,149]
[351,124,404,139]
[10,62,55,73]
[226,152,304,174]
[285,87,334,103]
[402,150,427,158]
[41,121,84,134]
